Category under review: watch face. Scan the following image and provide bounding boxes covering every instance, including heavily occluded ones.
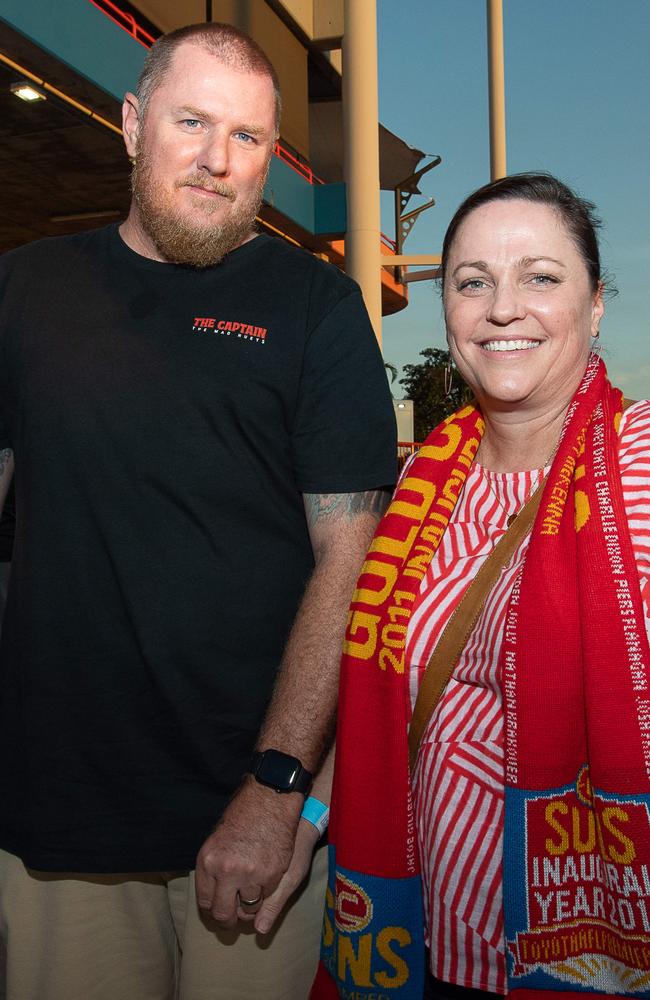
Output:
[257,750,302,791]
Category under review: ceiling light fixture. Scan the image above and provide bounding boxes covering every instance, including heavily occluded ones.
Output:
[0,53,121,135]
[11,81,46,102]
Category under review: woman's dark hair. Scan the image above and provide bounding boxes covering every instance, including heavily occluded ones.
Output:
[440,172,603,292]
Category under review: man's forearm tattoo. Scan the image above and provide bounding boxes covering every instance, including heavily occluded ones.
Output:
[304,490,391,527]
[0,449,11,476]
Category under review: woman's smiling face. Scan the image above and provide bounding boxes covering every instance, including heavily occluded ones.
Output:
[443,198,604,413]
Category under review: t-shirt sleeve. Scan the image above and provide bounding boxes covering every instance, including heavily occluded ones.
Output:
[0,403,9,450]
[292,288,397,494]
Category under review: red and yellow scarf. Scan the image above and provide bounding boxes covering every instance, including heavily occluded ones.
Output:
[312,356,650,998]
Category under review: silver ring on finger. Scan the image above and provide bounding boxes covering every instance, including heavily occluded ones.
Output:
[238,892,263,907]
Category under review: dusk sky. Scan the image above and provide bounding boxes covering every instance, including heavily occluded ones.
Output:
[377,0,650,400]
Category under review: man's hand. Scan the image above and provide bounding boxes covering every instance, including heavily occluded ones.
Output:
[195,778,303,928]
[194,489,388,931]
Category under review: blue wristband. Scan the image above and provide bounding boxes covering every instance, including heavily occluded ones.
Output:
[301,796,329,837]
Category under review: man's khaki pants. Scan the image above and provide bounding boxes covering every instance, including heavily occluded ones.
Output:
[0,845,327,1000]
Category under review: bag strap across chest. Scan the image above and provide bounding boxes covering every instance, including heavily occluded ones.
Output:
[408,483,543,771]
[408,397,637,772]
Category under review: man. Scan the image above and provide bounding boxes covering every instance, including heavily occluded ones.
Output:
[0,474,12,623]
[0,22,396,1000]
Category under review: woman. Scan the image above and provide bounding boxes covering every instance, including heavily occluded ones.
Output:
[312,174,650,999]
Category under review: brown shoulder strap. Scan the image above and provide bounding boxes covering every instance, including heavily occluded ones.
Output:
[408,483,544,771]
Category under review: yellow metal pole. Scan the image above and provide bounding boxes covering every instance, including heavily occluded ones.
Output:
[343,0,383,345]
[487,0,507,179]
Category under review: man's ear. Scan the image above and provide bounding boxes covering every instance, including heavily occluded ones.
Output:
[122,92,141,159]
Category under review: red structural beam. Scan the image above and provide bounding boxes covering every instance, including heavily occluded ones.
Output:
[88,0,156,47]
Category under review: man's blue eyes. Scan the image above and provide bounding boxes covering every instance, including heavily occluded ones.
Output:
[180,122,254,142]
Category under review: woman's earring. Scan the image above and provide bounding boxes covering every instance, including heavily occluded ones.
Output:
[444,361,453,397]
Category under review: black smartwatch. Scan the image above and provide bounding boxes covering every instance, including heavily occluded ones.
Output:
[249,749,312,795]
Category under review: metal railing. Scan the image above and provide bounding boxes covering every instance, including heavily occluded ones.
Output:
[397,440,421,471]
[272,141,323,186]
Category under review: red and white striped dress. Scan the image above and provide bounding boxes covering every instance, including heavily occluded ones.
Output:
[407,400,650,994]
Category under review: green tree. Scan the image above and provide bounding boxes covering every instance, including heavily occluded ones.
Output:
[399,348,472,442]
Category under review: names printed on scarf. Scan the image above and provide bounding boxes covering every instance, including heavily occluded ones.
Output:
[405,788,417,875]
[637,697,650,774]
[575,353,601,397]
[594,475,647,695]
[591,410,650,778]
[503,573,522,784]
[591,415,607,478]
[613,573,649,695]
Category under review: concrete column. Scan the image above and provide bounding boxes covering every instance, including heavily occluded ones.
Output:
[343,0,382,345]
[487,0,507,179]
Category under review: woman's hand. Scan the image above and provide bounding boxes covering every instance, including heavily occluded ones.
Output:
[253,817,322,934]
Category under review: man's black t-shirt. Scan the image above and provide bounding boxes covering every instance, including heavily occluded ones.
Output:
[0,227,396,871]
[0,479,14,562]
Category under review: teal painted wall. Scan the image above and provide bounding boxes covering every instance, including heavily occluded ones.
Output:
[265,165,346,235]
[266,156,315,232]
[0,0,145,102]
[314,182,346,235]
[0,0,346,235]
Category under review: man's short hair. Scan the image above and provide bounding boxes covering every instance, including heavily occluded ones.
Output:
[135,22,282,134]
